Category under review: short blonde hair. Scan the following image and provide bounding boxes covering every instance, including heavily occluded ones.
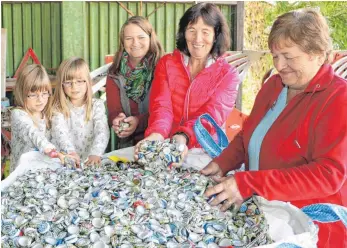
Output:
[14,64,52,127]
[268,8,333,63]
[51,57,92,122]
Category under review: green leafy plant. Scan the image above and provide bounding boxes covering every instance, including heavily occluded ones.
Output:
[243,1,347,114]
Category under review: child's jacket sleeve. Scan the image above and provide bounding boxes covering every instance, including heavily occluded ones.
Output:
[11,109,55,153]
[51,112,76,153]
[90,99,110,156]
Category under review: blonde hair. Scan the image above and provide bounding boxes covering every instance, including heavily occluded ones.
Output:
[268,8,333,63]
[13,64,52,127]
[109,16,164,75]
[51,57,92,122]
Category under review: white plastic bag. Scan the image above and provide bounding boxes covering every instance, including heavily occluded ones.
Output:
[1,151,62,191]
[254,196,318,247]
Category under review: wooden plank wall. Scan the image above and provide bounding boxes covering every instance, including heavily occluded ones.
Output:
[1,2,62,77]
[85,2,234,70]
[1,2,239,74]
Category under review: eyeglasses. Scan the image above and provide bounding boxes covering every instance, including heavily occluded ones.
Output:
[62,80,87,88]
[27,92,51,100]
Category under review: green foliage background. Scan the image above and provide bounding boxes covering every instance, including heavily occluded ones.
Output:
[243,1,347,114]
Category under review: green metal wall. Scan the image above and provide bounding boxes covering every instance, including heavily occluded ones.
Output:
[1,1,235,76]
[85,2,234,70]
[1,2,61,77]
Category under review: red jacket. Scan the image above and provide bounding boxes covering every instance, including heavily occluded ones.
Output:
[145,49,240,148]
[214,64,347,247]
[106,75,148,145]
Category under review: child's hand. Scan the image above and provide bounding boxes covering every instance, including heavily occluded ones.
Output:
[44,147,57,157]
[112,113,126,134]
[117,116,139,138]
[85,155,101,167]
[68,151,81,165]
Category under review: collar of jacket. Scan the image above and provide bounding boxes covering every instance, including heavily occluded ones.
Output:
[272,64,334,93]
[266,64,335,113]
[304,64,334,93]
[172,49,227,73]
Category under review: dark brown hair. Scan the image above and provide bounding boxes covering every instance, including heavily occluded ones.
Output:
[176,3,231,58]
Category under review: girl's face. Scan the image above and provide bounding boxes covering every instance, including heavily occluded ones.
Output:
[62,74,88,105]
[26,91,50,117]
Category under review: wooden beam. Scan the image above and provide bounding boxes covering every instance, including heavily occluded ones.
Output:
[1,29,7,98]
[146,3,165,18]
[234,1,244,111]
[234,2,244,52]
[117,1,134,16]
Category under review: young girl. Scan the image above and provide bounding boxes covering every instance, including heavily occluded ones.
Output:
[50,57,109,166]
[11,64,56,172]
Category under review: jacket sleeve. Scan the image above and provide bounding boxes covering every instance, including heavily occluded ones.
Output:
[145,57,174,138]
[90,100,110,156]
[234,89,347,202]
[106,75,123,126]
[172,66,240,148]
[11,109,56,153]
[51,112,76,153]
[213,130,246,174]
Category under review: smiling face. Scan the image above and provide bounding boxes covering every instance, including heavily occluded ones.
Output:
[185,17,215,61]
[62,70,88,105]
[271,41,324,89]
[123,23,150,65]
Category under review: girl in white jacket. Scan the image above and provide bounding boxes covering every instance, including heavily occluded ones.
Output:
[50,57,109,166]
[11,64,57,172]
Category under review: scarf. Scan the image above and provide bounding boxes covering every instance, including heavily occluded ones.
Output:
[119,52,153,103]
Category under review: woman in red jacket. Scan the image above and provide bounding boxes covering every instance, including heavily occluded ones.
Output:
[106,16,164,148]
[136,3,240,159]
[202,9,347,247]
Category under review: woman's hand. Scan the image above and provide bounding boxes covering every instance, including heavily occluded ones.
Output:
[117,116,139,138]
[85,155,101,167]
[204,175,244,212]
[112,113,126,134]
[200,161,224,180]
[134,133,165,160]
[170,134,189,168]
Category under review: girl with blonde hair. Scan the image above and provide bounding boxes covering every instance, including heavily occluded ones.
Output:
[11,64,56,171]
[51,57,109,166]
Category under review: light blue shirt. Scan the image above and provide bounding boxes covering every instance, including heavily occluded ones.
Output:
[248,86,288,171]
